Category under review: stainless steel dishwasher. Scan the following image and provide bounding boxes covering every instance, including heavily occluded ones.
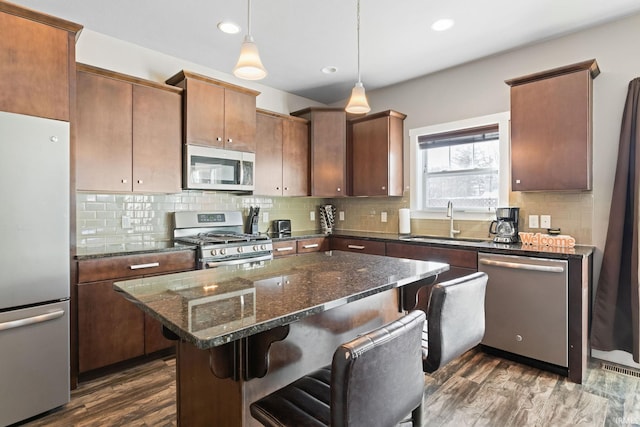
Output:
[478,252,568,367]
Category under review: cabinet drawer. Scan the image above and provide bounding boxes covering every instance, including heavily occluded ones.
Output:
[386,242,477,269]
[330,238,386,255]
[272,240,297,257]
[78,250,196,283]
[297,237,328,254]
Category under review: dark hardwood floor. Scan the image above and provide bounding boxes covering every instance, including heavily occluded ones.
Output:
[21,350,640,426]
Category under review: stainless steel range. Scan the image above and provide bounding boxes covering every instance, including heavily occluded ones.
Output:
[173,211,273,269]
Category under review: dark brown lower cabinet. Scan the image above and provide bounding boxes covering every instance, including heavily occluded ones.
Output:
[77,280,145,373]
[76,250,196,375]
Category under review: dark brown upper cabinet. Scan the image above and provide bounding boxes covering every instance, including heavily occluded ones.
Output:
[76,64,183,193]
[255,110,309,196]
[166,70,259,152]
[0,3,82,120]
[349,110,406,196]
[292,107,347,197]
[507,59,599,192]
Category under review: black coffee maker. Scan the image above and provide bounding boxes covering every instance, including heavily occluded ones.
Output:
[489,207,520,243]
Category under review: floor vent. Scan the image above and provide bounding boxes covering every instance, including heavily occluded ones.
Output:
[601,362,640,378]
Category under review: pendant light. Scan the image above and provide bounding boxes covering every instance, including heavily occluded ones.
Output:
[345,0,371,114]
[233,0,267,80]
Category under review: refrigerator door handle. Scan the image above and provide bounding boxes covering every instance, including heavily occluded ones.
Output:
[0,309,65,332]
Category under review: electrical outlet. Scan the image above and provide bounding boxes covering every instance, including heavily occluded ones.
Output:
[381,212,387,223]
[339,211,345,221]
[310,211,315,221]
[262,212,269,223]
[528,215,539,228]
[540,215,551,229]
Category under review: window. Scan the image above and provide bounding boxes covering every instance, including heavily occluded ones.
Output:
[409,112,510,220]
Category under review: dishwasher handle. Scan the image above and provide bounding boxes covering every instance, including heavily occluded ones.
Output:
[479,258,565,273]
[0,309,65,332]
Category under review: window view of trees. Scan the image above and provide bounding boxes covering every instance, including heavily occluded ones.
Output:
[422,138,499,209]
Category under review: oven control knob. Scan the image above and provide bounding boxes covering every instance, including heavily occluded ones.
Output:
[211,249,217,256]
[237,247,243,253]
[253,245,259,251]
[220,248,227,255]
[260,244,267,250]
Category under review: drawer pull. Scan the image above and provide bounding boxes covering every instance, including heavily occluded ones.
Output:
[347,245,365,250]
[302,243,319,249]
[276,247,295,252]
[129,262,160,270]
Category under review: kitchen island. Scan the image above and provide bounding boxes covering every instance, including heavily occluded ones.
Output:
[114,250,448,427]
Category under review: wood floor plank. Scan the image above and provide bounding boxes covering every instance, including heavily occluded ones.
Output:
[20,349,640,427]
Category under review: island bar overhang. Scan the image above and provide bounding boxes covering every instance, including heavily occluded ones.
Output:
[114,251,449,427]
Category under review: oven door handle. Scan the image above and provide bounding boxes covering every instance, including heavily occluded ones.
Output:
[205,254,273,268]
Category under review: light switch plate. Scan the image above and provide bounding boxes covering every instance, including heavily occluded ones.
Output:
[381,212,387,223]
[528,215,539,228]
[540,215,551,228]
[310,211,315,221]
[262,212,269,223]
[339,211,345,221]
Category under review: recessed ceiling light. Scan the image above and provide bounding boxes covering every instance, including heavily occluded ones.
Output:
[322,66,338,74]
[431,18,454,32]
[217,20,241,34]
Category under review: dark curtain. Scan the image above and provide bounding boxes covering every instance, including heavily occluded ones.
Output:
[591,78,640,363]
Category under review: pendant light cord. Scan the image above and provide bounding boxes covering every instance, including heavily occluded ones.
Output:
[247,0,252,37]
[356,0,361,84]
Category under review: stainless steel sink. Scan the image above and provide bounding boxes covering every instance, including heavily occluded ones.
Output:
[399,235,490,244]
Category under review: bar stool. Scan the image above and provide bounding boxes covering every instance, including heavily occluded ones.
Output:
[250,310,426,427]
[421,272,488,373]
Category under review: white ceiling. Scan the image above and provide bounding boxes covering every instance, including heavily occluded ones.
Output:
[11,0,640,104]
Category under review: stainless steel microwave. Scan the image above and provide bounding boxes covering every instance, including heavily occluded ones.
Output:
[184,145,255,192]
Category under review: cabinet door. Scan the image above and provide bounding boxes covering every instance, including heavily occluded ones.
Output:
[224,89,256,152]
[510,71,591,191]
[0,12,72,121]
[311,110,346,196]
[132,85,182,193]
[77,280,145,373]
[255,113,284,196]
[352,117,389,196]
[76,71,133,192]
[184,78,225,148]
[144,314,175,354]
[283,119,310,196]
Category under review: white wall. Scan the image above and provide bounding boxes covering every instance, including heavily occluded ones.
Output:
[360,12,640,283]
[75,29,325,114]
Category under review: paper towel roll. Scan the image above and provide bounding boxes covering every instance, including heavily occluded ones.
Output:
[399,208,411,234]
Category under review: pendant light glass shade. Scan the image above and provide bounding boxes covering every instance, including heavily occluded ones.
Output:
[233,0,267,80]
[345,81,370,114]
[345,0,370,114]
[233,35,267,80]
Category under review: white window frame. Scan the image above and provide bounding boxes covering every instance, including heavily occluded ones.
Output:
[409,112,510,221]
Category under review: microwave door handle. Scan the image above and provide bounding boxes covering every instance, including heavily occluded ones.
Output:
[238,158,244,185]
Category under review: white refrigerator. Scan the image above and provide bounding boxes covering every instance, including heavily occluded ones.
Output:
[0,111,70,426]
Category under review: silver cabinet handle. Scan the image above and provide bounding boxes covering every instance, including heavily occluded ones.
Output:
[479,258,564,273]
[216,137,223,142]
[137,179,143,184]
[129,262,160,270]
[302,243,319,249]
[348,245,365,250]
[121,179,128,184]
[227,138,233,143]
[0,309,64,332]
[276,246,295,252]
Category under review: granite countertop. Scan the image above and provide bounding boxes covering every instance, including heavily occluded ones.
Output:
[330,230,594,259]
[113,251,448,349]
[75,241,197,260]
